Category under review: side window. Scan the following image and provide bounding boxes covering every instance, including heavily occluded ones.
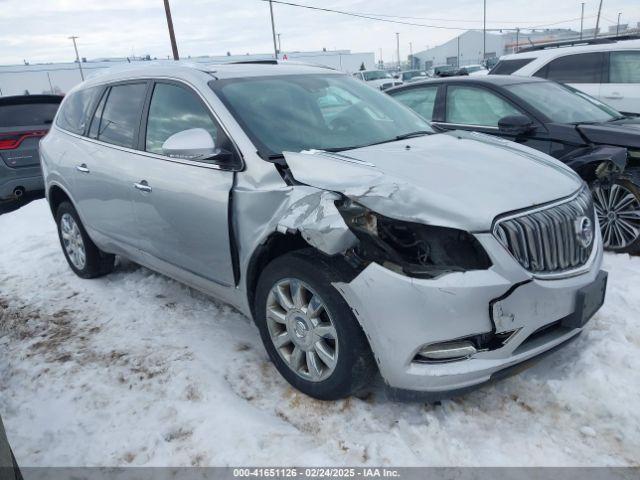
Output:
[535,53,604,83]
[96,83,147,148]
[56,87,100,134]
[609,51,640,83]
[446,86,521,126]
[87,89,108,139]
[391,86,439,120]
[145,83,220,156]
[489,58,535,75]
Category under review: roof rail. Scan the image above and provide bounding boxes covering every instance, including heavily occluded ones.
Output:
[226,60,278,65]
[517,34,640,53]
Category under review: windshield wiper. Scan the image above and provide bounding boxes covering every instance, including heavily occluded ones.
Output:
[393,130,433,141]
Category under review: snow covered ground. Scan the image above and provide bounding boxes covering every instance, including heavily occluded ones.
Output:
[1,199,639,467]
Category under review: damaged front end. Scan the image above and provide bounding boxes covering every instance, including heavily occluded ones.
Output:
[335,199,491,279]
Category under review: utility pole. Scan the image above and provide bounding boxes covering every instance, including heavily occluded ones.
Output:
[409,42,413,68]
[483,0,486,63]
[616,12,621,36]
[457,36,460,67]
[594,0,603,39]
[68,36,84,81]
[269,0,278,59]
[515,28,519,53]
[580,3,585,40]
[396,32,400,70]
[163,0,179,60]
[277,33,282,54]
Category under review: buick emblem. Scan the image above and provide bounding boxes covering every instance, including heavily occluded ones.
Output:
[575,216,594,248]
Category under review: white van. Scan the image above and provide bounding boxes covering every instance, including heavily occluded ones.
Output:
[491,38,640,115]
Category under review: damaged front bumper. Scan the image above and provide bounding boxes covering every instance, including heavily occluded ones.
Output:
[333,232,605,394]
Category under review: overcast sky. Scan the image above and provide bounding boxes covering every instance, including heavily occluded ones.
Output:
[0,0,639,65]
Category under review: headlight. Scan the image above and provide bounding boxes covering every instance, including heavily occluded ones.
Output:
[337,200,491,278]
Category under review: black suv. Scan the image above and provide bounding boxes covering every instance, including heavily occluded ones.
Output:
[388,75,640,253]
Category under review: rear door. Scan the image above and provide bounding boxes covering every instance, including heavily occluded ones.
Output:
[0,97,61,169]
[389,84,442,121]
[129,80,239,287]
[70,82,149,247]
[602,50,640,115]
[533,52,605,103]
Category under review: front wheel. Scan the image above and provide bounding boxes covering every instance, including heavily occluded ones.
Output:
[254,250,377,400]
[591,174,640,253]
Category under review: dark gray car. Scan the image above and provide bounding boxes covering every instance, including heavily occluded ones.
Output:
[0,95,62,200]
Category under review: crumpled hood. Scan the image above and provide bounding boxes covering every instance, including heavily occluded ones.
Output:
[284,130,582,232]
[577,117,640,149]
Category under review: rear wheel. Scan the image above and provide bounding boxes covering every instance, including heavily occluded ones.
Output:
[254,250,377,400]
[55,201,115,278]
[591,174,640,253]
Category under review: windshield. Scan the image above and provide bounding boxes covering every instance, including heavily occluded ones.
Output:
[362,71,393,81]
[402,71,422,80]
[505,81,620,123]
[211,74,433,157]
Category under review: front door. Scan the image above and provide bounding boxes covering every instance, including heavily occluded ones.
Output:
[434,84,551,154]
[129,81,238,287]
[600,50,640,115]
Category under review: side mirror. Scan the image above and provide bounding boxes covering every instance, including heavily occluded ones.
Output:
[161,128,217,160]
[498,115,535,136]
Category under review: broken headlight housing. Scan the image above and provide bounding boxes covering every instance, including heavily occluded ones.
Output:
[337,200,491,278]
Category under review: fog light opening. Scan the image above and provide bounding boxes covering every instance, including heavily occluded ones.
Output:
[415,340,477,363]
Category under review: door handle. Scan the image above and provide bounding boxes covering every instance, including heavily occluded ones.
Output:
[134,181,152,193]
[604,93,623,99]
[76,163,90,173]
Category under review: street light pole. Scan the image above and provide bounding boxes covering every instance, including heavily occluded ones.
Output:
[483,0,486,63]
[68,36,84,81]
[594,0,603,39]
[269,0,279,59]
[396,32,400,70]
[580,2,585,40]
[616,12,621,36]
[277,33,282,54]
[163,0,179,60]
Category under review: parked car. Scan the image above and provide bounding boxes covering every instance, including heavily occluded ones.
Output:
[0,94,62,200]
[395,70,428,83]
[433,65,458,77]
[41,63,606,400]
[388,75,640,252]
[457,64,489,76]
[490,37,640,115]
[352,70,402,90]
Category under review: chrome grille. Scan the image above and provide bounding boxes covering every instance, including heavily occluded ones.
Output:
[494,187,595,274]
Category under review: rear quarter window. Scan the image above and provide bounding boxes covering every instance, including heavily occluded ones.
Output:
[0,102,61,128]
[56,87,101,135]
[534,52,605,83]
[489,58,535,75]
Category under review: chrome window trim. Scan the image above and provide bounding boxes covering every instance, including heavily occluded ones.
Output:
[54,75,245,172]
[491,185,599,280]
[431,122,500,131]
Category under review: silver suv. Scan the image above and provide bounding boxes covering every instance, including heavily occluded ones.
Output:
[40,63,607,400]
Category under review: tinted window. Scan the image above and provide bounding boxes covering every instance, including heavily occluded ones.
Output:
[390,86,439,120]
[0,102,60,128]
[446,86,520,126]
[489,58,535,75]
[535,53,604,83]
[610,51,640,83]
[145,83,219,155]
[56,87,99,134]
[96,83,147,148]
[211,74,431,156]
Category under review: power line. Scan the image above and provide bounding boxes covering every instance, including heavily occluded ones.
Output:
[258,0,599,32]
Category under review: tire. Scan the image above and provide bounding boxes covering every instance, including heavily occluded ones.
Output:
[254,249,377,400]
[591,172,640,254]
[55,201,115,278]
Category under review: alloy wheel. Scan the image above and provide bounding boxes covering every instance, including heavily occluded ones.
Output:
[265,278,338,382]
[593,182,640,250]
[60,213,87,270]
